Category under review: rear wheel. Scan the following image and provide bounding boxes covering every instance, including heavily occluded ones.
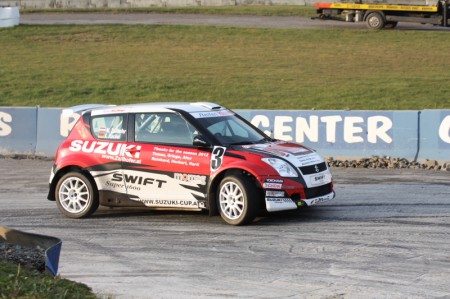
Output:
[218,175,257,226]
[366,12,386,29]
[55,172,99,218]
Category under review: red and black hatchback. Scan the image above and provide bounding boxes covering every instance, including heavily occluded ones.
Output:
[48,102,334,225]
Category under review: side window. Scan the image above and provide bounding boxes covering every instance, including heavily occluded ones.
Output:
[135,113,195,145]
[91,115,127,141]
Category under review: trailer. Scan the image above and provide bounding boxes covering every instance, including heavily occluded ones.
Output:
[314,0,450,29]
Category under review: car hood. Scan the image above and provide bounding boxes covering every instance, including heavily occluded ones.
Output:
[239,141,325,167]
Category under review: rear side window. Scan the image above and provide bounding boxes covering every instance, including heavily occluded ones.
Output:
[91,114,127,141]
[134,113,195,145]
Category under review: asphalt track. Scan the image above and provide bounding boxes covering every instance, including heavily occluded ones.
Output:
[5,13,450,298]
[1,158,450,298]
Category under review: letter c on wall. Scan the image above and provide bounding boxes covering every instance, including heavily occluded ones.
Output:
[438,115,450,143]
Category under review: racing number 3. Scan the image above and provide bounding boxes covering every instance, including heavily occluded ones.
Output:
[211,146,226,171]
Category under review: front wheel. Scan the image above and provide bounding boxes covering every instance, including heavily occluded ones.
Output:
[55,172,99,218]
[217,175,258,226]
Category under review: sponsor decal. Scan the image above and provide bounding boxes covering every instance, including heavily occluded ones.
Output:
[309,197,324,205]
[69,140,142,163]
[174,173,207,185]
[111,173,166,188]
[296,153,323,166]
[139,199,199,208]
[103,127,126,140]
[266,178,283,183]
[151,146,203,167]
[263,183,283,189]
[265,190,285,197]
[105,180,128,190]
[309,173,332,187]
[263,178,283,189]
[265,197,296,212]
[266,197,292,203]
[98,127,106,138]
[305,192,334,206]
[191,110,234,119]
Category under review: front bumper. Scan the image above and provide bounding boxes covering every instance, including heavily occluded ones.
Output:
[265,191,335,212]
[262,172,335,213]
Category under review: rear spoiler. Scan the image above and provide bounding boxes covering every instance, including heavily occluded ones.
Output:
[61,104,115,117]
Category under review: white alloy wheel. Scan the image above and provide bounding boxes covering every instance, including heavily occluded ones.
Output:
[55,172,98,218]
[219,181,245,221]
[218,175,257,225]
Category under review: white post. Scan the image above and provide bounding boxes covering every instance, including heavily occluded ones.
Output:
[0,6,20,28]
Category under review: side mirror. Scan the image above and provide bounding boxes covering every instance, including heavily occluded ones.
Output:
[193,135,211,148]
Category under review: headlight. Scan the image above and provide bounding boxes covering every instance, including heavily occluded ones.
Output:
[261,158,298,177]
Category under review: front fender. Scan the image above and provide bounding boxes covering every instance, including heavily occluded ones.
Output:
[206,159,276,216]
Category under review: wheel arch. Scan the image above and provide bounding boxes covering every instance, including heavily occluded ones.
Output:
[48,165,98,201]
[363,10,386,22]
[207,167,263,217]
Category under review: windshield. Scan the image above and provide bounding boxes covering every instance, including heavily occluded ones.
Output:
[193,112,269,146]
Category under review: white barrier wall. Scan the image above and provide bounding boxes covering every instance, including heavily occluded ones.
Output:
[0,107,449,162]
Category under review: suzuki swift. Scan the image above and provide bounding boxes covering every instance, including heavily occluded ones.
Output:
[48,102,335,225]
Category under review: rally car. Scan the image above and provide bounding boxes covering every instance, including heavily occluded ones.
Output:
[48,102,335,225]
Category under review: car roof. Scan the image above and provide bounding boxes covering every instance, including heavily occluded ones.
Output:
[64,102,227,116]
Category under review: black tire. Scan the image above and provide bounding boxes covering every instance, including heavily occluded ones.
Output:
[365,12,386,30]
[217,175,258,226]
[55,172,99,218]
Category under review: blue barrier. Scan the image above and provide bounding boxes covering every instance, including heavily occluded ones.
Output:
[418,110,450,162]
[238,110,419,160]
[0,107,37,154]
[0,107,448,162]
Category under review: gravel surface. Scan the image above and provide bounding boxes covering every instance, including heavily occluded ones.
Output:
[0,238,46,272]
[328,156,450,171]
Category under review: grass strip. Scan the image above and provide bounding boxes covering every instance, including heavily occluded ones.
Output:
[1,24,449,110]
[0,261,97,299]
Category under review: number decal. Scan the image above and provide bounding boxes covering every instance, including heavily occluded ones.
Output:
[211,146,226,171]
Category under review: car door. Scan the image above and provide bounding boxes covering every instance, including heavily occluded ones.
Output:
[122,112,213,210]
